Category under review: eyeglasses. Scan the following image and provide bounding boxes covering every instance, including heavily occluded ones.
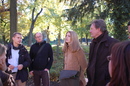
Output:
[35,36,42,38]
[107,55,111,61]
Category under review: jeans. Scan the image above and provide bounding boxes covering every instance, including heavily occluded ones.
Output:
[33,70,50,86]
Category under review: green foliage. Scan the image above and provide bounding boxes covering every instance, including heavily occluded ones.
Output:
[0,1,10,43]
[81,44,89,59]
[108,0,130,40]
[63,0,130,40]
[50,45,63,81]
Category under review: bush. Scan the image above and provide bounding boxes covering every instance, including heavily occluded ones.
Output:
[50,45,63,81]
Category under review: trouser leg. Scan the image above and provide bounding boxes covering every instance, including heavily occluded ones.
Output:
[41,70,50,86]
[33,70,41,86]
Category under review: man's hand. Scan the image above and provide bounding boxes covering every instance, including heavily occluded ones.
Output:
[17,64,23,70]
[44,68,49,72]
[9,65,15,70]
[29,71,34,76]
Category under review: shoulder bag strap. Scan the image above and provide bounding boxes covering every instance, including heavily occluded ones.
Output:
[37,43,46,55]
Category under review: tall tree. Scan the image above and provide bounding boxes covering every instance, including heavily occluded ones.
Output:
[62,0,130,40]
[108,0,130,40]
[28,7,43,46]
[10,0,17,41]
[0,0,10,44]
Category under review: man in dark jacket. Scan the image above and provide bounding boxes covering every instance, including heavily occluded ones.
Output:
[29,32,53,86]
[6,32,31,86]
[86,19,119,86]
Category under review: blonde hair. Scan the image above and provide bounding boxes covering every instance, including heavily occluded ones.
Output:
[62,31,81,53]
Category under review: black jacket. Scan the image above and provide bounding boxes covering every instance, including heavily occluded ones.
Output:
[87,31,119,86]
[29,41,53,71]
[6,43,31,82]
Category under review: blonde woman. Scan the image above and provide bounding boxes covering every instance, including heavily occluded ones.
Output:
[60,31,87,86]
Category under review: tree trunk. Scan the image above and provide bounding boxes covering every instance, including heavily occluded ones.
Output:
[28,8,43,46]
[80,36,83,44]
[28,20,35,46]
[56,30,61,58]
[10,0,17,42]
[79,32,83,44]
[2,35,7,44]
[46,26,50,43]
[57,30,61,46]
[85,34,88,45]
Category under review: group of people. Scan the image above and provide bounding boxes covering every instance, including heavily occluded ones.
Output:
[60,20,130,86]
[0,32,53,86]
[0,19,130,86]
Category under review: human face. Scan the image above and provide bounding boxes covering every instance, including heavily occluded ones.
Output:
[128,26,130,33]
[65,32,71,43]
[89,24,102,38]
[12,34,22,46]
[35,33,43,43]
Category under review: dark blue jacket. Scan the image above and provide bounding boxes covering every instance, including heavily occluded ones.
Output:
[6,43,31,82]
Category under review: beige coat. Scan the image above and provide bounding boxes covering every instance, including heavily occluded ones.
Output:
[64,47,87,86]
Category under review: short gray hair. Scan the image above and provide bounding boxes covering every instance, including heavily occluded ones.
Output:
[34,32,43,37]
[91,19,107,32]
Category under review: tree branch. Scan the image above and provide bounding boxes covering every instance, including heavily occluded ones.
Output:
[32,7,35,20]
[34,8,43,22]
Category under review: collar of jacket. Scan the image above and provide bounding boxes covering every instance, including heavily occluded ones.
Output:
[100,31,109,46]
[91,31,109,47]
[11,42,22,50]
[36,40,46,45]
[7,43,24,59]
[93,33,104,43]
[93,31,108,43]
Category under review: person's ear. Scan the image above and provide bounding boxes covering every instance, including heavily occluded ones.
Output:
[12,37,14,41]
[0,58,7,71]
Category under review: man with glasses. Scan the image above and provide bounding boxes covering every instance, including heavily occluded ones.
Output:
[29,32,53,86]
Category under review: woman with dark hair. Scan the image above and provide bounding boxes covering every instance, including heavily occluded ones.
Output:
[107,41,130,86]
